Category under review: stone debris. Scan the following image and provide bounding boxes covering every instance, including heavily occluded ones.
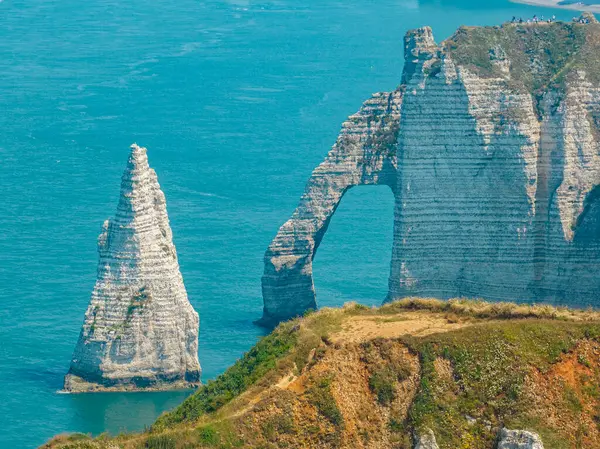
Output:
[64,144,200,392]
[413,428,439,449]
[497,428,545,449]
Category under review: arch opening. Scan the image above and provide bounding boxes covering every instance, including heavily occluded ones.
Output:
[312,185,395,309]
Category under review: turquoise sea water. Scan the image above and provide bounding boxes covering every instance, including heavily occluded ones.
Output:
[0,1,579,447]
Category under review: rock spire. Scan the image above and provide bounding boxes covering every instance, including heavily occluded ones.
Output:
[64,144,200,392]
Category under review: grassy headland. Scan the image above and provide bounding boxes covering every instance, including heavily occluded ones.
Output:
[44,298,600,449]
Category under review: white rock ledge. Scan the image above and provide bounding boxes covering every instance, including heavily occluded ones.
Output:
[497,428,545,449]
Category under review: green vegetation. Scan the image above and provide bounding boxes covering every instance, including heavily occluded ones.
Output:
[145,434,176,449]
[363,339,412,406]
[196,426,219,446]
[402,320,600,448]
[154,322,298,428]
[260,414,296,441]
[578,353,591,368]
[307,375,344,428]
[444,22,596,88]
[45,298,600,449]
[369,367,396,405]
[442,21,600,120]
[126,288,150,321]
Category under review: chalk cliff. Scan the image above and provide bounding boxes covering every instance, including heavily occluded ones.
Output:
[261,19,600,325]
[64,144,200,392]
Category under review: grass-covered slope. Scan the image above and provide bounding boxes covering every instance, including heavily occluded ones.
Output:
[444,18,600,93]
[44,299,600,449]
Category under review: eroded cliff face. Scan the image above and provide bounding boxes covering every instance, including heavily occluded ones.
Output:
[64,144,200,392]
[260,91,402,324]
[262,19,600,325]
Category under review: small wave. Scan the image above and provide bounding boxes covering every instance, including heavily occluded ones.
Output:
[176,187,229,200]
[174,42,201,57]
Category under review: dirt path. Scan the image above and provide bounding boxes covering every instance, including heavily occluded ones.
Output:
[331,311,472,343]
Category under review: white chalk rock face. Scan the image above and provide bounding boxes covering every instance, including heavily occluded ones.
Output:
[259,91,402,325]
[262,21,600,325]
[497,429,544,449]
[64,144,200,392]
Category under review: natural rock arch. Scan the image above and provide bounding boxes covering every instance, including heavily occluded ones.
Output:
[258,91,403,326]
[311,184,396,307]
[261,23,600,326]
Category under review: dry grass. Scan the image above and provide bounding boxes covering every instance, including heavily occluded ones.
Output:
[380,297,600,322]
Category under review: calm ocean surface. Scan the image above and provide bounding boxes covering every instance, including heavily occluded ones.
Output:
[0,1,578,447]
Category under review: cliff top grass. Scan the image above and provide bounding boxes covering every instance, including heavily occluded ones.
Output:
[44,298,600,449]
[443,19,600,93]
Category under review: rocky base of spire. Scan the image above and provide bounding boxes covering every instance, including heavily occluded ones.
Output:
[63,372,199,393]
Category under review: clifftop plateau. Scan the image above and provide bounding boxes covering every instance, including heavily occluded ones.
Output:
[261,17,600,326]
[46,298,600,448]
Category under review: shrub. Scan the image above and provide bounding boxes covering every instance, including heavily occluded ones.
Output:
[155,322,298,427]
[369,367,397,405]
[145,434,176,449]
[197,425,219,445]
[307,375,344,428]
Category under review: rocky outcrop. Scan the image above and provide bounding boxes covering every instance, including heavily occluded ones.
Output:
[261,20,600,324]
[64,144,200,392]
[497,429,544,449]
[413,428,545,448]
[413,428,439,449]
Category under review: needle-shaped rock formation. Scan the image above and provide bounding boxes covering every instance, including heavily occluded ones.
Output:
[262,18,600,325]
[64,144,200,392]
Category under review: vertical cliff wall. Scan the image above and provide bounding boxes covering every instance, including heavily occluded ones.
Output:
[64,144,200,392]
[389,27,541,302]
[262,19,600,325]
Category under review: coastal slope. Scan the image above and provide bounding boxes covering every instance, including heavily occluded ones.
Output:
[47,299,600,448]
[64,144,200,393]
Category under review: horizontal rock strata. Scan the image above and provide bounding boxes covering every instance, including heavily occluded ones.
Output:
[64,144,200,392]
[262,19,600,324]
[259,90,402,325]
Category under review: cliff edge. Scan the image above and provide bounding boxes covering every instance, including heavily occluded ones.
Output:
[63,144,201,393]
[261,17,600,326]
[47,299,600,448]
